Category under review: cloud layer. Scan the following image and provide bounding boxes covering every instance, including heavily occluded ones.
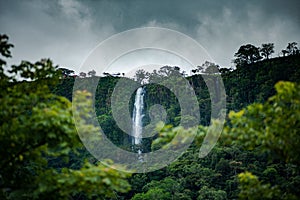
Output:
[1,0,299,72]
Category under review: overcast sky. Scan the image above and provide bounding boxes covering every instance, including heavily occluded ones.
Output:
[1,0,299,74]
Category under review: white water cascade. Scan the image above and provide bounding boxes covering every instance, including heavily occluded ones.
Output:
[132,87,145,146]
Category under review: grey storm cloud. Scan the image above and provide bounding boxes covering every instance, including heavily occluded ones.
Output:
[0,0,299,73]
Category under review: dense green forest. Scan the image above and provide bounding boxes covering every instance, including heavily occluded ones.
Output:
[1,34,300,199]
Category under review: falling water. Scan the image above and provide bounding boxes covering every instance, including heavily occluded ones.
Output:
[132,87,145,146]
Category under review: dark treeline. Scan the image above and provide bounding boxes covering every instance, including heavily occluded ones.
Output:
[55,51,300,146]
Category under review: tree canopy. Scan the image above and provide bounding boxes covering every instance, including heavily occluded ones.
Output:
[0,34,131,199]
[260,43,274,59]
[234,44,262,66]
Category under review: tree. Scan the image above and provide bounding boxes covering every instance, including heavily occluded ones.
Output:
[158,66,181,77]
[201,61,220,74]
[260,43,274,59]
[0,34,13,67]
[281,49,289,57]
[103,72,111,77]
[224,81,300,199]
[238,172,281,200]
[58,67,75,77]
[0,35,131,199]
[219,68,231,75]
[79,72,87,78]
[234,44,262,66]
[191,65,204,74]
[225,81,300,165]
[197,186,227,200]
[131,188,172,200]
[88,69,96,77]
[134,69,150,84]
[132,177,187,200]
[286,42,299,55]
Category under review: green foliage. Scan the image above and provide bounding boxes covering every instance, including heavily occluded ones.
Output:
[0,34,130,199]
[4,34,299,200]
[224,54,300,110]
[151,122,197,151]
[131,177,189,200]
[124,52,300,199]
[226,81,300,165]
[223,81,300,199]
[238,172,281,200]
[197,186,227,200]
[138,79,300,200]
[131,188,172,200]
[35,161,130,199]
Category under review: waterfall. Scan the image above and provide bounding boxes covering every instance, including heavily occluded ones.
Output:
[132,87,145,146]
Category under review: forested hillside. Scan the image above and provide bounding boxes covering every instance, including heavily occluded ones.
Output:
[54,52,300,150]
[1,34,300,199]
[53,52,300,199]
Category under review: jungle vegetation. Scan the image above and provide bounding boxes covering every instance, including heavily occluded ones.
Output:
[1,34,300,199]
